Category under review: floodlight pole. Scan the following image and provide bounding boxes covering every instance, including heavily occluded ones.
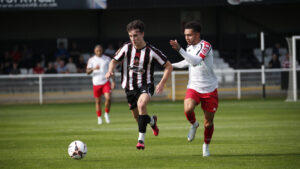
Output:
[261,32,266,99]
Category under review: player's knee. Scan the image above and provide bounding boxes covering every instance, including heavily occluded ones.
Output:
[204,121,213,128]
[184,105,194,114]
[95,98,101,104]
[137,101,146,110]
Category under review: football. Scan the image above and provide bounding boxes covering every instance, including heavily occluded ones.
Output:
[68,140,87,160]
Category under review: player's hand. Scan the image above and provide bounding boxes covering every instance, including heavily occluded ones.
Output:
[105,71,114,79]
[170,40,181,52]
[155,82,164,94]
[111,81,116,90]
[94,65,100,70]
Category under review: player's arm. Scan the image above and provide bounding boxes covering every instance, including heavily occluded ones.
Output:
[86,66,99,75]
[110,70,116,89]
[172,60,189,69]
[105,59,118,79]
[86,59,99,75]
[170,40,206,66]
[156,61,173,94]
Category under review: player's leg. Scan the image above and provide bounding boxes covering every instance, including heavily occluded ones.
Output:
[137,85,158,137]
[202,110,215,157]
[93,85,102,125]
[184,89,201,141]
[201,89,218,156]
[103,92,111,123]
[136,93,151,149]
[131,108,139,122]
[95,97,102,124]
[103,82,112,123]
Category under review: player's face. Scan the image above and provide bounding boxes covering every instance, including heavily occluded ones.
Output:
[184,29,200,45]
[128,29,144,47]
[94,47,103,56]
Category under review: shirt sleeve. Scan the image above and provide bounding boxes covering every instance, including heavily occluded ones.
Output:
[179,48,203,66]
[113,44,128,62]
[172,60,189,69]
[198,41,212,59]
[151,47,168,66]
[86,58,93,68]
[179,41,212,66]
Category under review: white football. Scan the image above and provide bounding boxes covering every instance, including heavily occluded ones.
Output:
[68,140,87,160]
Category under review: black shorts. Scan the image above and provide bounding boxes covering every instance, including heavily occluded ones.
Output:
[125,84,154,110]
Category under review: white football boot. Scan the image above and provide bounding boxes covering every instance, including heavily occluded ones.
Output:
[104,113,110,124]
[203,143,210,157]
[187,121,199,142]
[98,117,102,125]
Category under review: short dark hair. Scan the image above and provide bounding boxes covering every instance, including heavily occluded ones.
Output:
[185,21,202,33]
[126,20,145,32]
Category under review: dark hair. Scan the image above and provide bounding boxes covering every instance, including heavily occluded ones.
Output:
[126,20,145,32]
[185,21,202,33]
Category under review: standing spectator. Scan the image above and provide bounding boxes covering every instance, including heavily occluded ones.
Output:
[69,42,81,65]
[10,62,20,75]
[268,53,281,68]
[66,57,77,73]
[104,44,116,57]
[55,42,69,62]
[272,43,281,56]
[56,60,68,73]
[77,55,87,73]
[45,62,57,74]
[33,62,44,74]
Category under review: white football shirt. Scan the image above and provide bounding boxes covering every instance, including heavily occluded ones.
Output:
[174,40,218,93]
[87,55,111,86]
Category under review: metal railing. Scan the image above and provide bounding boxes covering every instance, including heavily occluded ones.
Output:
[0,68,299,104]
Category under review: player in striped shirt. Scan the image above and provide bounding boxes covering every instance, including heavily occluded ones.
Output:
[106,20,173,150]
[170,21,218,156]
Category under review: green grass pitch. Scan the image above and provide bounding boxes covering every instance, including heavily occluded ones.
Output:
[0,99,300,169]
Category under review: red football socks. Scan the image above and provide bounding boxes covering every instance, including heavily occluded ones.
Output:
[204,125,214,144]
[185,111,196,124]
[96,110,101,117]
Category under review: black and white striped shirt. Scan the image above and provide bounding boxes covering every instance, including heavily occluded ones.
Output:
[114,42,168,90]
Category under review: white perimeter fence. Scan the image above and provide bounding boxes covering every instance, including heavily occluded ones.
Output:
[0,68,299,104]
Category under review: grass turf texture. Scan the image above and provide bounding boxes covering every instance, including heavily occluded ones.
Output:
[0,100,300,169]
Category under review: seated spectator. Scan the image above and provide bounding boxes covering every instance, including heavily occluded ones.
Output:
[268,53,281,68]
[76,55,86,73]
[10,62,20,75]
[33,62,45,74]
[45,62,57,74]
[56,60,68,73]
[104,44,116,57]
[69,42,81,65]
[11,45,22,63]
[20,44,33,69]
[66,57,77,73]
[281,53,290,68]
[55,42,69,62]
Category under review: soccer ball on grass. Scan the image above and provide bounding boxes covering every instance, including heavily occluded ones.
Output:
[68,140,87,160]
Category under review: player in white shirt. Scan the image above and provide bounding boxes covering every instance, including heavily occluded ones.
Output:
[170,21,218,156]
[87,45,115,125]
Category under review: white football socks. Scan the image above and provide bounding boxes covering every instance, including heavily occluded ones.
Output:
[138,132,145,142]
